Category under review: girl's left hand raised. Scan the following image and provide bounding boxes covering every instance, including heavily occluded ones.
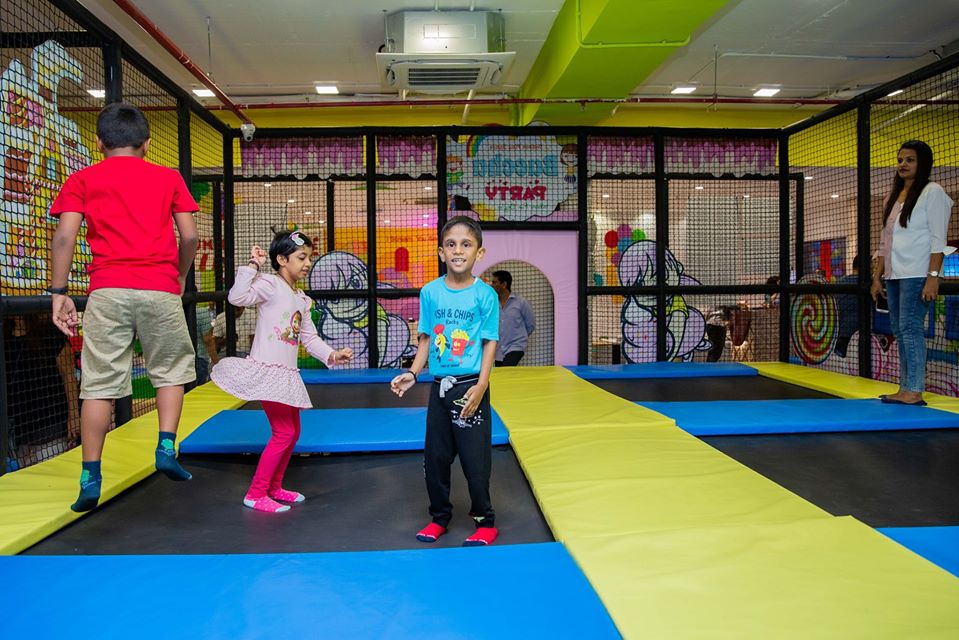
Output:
[249,245,267,267]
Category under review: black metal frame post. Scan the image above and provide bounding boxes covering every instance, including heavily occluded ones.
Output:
[223,135,237,356]
[653,133,668,361]
[103,39,122,104]
[177,98,198,390]
[856,104,873,378]
[326,180,336,252]
[212,181,224,305]
[436,134,448,276]
[366,134,379,368]
[778,135,791,362]
[577,132,589,364]
[0,316,9,475]
[794,175,805,280]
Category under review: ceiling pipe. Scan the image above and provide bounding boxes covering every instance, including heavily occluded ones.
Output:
[110,0,253,125]
[207,95,847,111]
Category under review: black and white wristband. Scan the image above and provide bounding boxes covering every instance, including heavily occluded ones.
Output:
[45,286,68,295]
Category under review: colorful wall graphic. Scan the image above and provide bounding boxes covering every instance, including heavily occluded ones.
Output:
[1,41,93,294]
[308,251,415,368]
[446,135,578,222]
[616,239,710,362]
[803,238,847,281]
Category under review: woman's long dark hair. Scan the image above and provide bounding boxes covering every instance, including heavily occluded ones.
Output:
[882,140,933,228]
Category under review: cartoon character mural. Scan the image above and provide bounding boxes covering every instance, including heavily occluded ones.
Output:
[616,239,710,362]
[308,250,415,368]
[1,40,93,294]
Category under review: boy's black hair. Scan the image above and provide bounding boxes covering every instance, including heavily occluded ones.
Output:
[96,102,150,150]
[440,215,483,247]
[269,228,314,270]
[491,270,512,291]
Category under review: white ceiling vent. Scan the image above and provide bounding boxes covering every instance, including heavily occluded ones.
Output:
[376,11,515,94]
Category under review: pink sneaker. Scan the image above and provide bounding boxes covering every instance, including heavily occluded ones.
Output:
[416,522,447,542]
[463,527,498,546]
[269,488,305,503]
[243,495,290,513]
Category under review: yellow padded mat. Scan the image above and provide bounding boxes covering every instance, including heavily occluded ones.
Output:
[565,516,959,639]
[0,383,243,555]
[491,366,674,432]
[511,427,828,540]
[748,361,959,414]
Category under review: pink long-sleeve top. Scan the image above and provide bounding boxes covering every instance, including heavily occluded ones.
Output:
[228,266,334,368]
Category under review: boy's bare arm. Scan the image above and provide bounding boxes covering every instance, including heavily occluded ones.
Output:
[50,212,82,288]
[459,339,497,419]
[409,333,431,374]
[173,211,200,291]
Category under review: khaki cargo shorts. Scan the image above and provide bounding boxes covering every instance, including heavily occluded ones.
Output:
[80,288,196,399]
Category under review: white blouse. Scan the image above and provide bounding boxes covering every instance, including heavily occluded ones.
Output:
[878,182,955,279]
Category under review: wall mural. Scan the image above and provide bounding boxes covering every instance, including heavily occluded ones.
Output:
[307,250,415,368]
[1,41,93,294]
[616,239,710,362]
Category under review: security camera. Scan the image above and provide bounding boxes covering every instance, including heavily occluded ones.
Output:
[240,122,256,142]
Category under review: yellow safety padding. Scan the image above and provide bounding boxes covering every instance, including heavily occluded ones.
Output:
[748,361,899,398]
[565,516,959,639]
[0,383,243,555]
[748,362,959,414]
[491,366,675,432]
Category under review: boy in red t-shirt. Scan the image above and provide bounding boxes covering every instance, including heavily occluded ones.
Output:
[48,102,201,512]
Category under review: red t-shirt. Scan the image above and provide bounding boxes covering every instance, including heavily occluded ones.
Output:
[50,156,199,294]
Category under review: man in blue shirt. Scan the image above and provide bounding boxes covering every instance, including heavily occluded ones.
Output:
[490,270,535,366]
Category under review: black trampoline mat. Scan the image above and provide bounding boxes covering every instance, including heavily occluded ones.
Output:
[703,429,959,527]
[242,382,432,409]
[591,376,838,402]
[24,447,552,555]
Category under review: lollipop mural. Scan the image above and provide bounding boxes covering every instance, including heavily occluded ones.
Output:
[614,237,710,363]
[789,274,837,364]
[308,251,415,368]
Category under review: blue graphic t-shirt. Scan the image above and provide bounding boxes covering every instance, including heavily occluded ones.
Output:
[418,276,499,376]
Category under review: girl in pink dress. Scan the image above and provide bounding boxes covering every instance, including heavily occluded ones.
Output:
[212,230,352,513]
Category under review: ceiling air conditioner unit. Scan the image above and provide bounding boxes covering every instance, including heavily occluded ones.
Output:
[376,10,515,94]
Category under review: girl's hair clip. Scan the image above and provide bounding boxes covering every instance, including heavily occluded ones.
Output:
[290,231,305,246]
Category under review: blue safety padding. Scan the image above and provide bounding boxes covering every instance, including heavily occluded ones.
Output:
[2,543,619,639]
[180,407,509,453]
[878,527,959,578]
[565,362,757,379]
[300,368,429,384]
[638,398,959,436]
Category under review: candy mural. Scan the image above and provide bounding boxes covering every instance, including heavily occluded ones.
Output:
[1,41,93,294]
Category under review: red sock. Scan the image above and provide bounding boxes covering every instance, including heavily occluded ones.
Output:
[463,526,498,546]
[416,522,447,542]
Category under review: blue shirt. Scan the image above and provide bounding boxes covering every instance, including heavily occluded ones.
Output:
[419,276,499,376]
[496,293,535,360]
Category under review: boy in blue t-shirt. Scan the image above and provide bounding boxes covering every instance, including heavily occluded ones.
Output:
[391,215,500,546]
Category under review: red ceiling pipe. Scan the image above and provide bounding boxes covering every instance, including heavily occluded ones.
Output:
[209,96,847,111]
[110,0,253,125]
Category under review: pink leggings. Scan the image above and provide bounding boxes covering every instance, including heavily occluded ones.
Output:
[247,401,301,499]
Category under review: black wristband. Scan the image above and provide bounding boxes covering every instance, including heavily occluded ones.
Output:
[406,369,419,378]
[247,261,260,269]
[45,286,68,295]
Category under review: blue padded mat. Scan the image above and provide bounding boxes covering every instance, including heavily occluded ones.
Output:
[2,544,619,639]
[637,398,959,436]
[878,527,959,578]
[566,362,757,379]
[180,407,510,453]
[300,368,429,384]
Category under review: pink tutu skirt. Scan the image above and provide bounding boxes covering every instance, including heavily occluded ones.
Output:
[211,356,312,408]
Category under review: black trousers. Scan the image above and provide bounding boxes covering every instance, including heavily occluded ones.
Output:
[495,351,524,367]
[424,377,494,528]
[705,325,726,362]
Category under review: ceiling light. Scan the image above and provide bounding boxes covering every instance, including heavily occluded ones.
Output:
[314,84,339,95]
[694,185,704,190]
[384,219,391,224]
[601,194,610,199]
[830,194,840,199]
[304,210,312,215]
[743,194,750,199]
[424,186,432,191]
[887,89,904,97]
[804,176,814,181]
[86,89,105,99]
[192,88,215,98]
[423,223,430,227]
[318,220,324,224]
[264,183,272,188]
[422,214,429,218]
[671,86,697,95]
[753,88,780,98]
[287,199,295,204]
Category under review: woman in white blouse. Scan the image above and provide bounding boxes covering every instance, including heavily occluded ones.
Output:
[871,140,955,406]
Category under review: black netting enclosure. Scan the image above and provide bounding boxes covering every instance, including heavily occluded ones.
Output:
[2,0,958,473]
